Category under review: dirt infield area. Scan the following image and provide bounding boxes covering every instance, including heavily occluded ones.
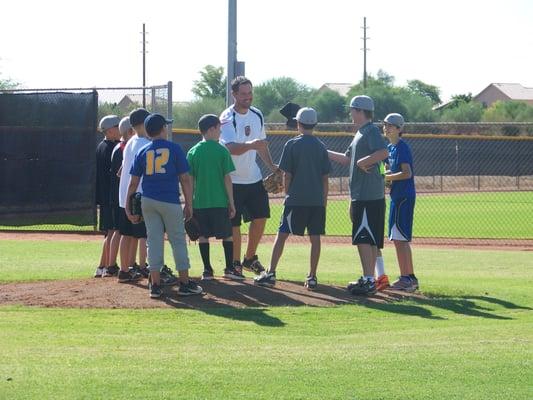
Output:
[0,276,426,309]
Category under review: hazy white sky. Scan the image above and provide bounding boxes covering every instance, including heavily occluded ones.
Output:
[1,0,532,102]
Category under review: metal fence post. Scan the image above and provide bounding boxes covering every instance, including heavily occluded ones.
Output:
[167,81,173,135]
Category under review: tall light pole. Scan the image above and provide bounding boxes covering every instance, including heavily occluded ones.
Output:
[361,17,369,88]
[226,0,237,107]
[142,23,147,108]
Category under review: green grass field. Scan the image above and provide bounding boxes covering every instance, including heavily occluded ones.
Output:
[0,239,532,399]
[3,191,533,239]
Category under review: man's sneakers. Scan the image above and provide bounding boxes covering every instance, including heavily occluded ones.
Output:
[201,268,215,281]
[118,269,142,283]
[223,265,245,280]
[242,255,265,275]
[375,274,390,291]
[177,280,204,296]
[347,277,377,295]
[254,271,276,287]
[94,266,105,278]
[160,266,180,286]
[304,275,318,291]
[391,276,418,292]
[149,283,162,299]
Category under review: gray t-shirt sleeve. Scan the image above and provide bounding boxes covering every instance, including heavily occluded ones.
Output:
[368,129,388,153]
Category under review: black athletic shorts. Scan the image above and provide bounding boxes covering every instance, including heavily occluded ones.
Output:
[118,207,147,239]
[193,208,233,239]
[99,205,115,232]
[231,181,270,227]
[351,198,385,248]
[110,206,121,231]
[279,206,326,236]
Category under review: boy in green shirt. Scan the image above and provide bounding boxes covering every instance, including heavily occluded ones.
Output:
[187,114,240,280]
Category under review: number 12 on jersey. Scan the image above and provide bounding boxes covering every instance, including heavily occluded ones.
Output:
[145,148,169,175]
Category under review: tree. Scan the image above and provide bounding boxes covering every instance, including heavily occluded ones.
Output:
[482,101,533,122]
[308,89,347,122]
[191,65,226,99]
[440,101,484,122]
[172,97,226,129]
[254,77,311,117]
[0,70,18,90]
[407,79,441,105]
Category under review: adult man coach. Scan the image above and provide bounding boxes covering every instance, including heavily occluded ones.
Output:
[219,76,277,276]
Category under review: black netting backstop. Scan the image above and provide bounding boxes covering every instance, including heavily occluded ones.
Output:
[0,91,98,228]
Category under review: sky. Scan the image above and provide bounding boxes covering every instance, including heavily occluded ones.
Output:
[1,0,532,103]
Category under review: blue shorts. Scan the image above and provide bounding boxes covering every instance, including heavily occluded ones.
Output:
[388,197,415,242]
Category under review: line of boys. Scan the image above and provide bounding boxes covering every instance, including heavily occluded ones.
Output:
[96,75,417,298]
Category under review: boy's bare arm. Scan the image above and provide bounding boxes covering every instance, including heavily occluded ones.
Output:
[327,150,351,166]
[179,173,193,221]
[385,163,412,181]
[224,174,236,218]
[356,149,389,172]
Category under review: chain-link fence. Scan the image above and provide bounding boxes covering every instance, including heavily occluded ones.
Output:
[174,123,533,246]
[0,84,171,231]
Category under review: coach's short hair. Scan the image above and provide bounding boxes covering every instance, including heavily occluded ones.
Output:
[231,76,252,93]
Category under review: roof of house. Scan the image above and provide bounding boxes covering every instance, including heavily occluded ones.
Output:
[475,83,533,101]
[318,83,354,97]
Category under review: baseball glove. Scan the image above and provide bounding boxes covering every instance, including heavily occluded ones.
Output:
[184,216,201,241]
[129,192,143,219]
[263,169,283,194]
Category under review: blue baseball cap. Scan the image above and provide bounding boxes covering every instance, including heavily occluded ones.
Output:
[144,113,173,136]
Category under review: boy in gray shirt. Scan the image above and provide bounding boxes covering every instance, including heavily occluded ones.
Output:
[255,107,331,290]
[328,95,388,295]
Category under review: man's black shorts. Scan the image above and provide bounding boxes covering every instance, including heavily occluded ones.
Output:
[98,205,115,232]
[193,208,233,239]
[118,207,147,239]
[231,181,270,227]
[351,198,385,248]
[278,206,326,236]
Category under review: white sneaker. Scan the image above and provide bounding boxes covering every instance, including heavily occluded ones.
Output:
[94,267,104,278]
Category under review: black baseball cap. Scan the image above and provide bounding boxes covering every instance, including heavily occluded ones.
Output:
[198,114,220,133]
[144,113,173,136]
[129,108,150,126]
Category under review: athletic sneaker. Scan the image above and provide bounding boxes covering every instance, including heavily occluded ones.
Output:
[391,276,417,292]
[201,268,215,281]
[223,266,245,280]
[160,266,180,286]
[376,274,390,291]
[94,266,105,278]
[103,265,119,277]
[129,264,149,279]
[412,277,419,290]
[118,269,142,283]
[149,283,162,299]
[242,255,265,274]
[254,271,276,287]
[347,277,377,295]
[232,261,243,275]
[177,280,203,296]
[304,275,318,290]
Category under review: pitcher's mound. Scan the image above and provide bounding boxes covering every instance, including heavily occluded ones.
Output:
[0,277,426,309]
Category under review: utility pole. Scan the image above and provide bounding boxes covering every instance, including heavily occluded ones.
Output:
[142,23,147,108]
[226,0,237,107]
[361,17,369,88]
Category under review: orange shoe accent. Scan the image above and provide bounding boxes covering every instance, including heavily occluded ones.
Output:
[376,274,390,291]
